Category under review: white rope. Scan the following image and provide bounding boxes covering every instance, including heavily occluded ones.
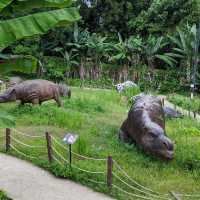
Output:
[84,178,107,185]
[53,155,64,166]
[179,194,200,197]
[11,136,45,149]
[52,136,106,161]
[113,160,162,195]
[52,146,69,163]
[112,184,156,200]
[10,144,39,159]
[12,129,44,138]
[70,163,105,174]
[113,172,171,200]
[52,146,105,174]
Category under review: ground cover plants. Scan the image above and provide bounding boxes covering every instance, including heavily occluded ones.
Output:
[0,191,11,200]
[0,88,200,200]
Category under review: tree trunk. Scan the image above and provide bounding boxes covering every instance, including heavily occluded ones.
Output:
[79,57,85,87]
[122,63,128,82]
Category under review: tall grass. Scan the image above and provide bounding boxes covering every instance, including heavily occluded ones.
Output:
[0,88,199,199]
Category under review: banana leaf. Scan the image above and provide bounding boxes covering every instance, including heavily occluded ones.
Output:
[11,0,74,12]
[0,55,38,74]
[0,0,13,12]
[0,7,81,50]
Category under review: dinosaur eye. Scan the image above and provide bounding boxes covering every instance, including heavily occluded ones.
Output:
[149,132,157,138]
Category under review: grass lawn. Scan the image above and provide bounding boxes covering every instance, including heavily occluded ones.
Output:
[0,88,200,200]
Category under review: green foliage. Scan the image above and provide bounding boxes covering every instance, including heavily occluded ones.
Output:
[0,7,80,50]
[129,0,199,34]
[0,190,11,200]
[0,55,38,74]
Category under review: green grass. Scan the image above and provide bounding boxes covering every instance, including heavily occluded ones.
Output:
[168,94,200,113]
[0,191,11,200]
[0,88,200,200]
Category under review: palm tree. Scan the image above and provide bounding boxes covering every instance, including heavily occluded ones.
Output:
[141,35,177,70]
[169,24,199,82]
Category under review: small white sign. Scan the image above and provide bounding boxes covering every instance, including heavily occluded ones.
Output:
[63,133,78,145]
[190,84,195,88]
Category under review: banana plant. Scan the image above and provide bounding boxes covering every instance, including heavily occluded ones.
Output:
[108,34,142,81]
[141,35,178,69]
[0,0,80,74]
[87,33,109,79]
[67,24,90,82]
[169,24,199,82]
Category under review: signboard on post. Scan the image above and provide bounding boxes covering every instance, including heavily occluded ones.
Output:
[63,133,79,168]
[63,133,79,145]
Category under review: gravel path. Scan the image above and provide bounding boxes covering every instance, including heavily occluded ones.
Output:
[0,153,114,200]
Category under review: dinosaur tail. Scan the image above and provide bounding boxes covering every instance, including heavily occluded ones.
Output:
[0,89,16,103]
[0,95,9,103]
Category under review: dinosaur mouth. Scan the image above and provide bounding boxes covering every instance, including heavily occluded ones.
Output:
[158,150,174,160]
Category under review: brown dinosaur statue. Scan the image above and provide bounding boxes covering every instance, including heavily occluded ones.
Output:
[119,94,174,160]
[0,79,69,106]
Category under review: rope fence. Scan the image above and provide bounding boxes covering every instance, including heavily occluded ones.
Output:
[0,127,199,200]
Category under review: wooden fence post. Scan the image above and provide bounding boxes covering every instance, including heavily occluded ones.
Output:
[162,98,165,107]
[107,156,113,189]
[46,132,53,163]
[6,128,11,152]
[193,111,196,119]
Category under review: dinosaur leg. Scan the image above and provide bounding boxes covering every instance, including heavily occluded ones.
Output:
[20,101,25,105]
[119,129,133,144]
[54,94,62,107]
[31,98,39,105]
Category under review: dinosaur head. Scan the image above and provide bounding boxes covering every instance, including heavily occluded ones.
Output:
[58,84,71,98]
[141,123,174,160]
[0,88,16,103]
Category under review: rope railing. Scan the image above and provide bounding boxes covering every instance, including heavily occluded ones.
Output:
[113,159,163,196]
[10,144,40,160]
[12,128,44,138]
[112,184,157,200]
[52,136,106,161]
[52,146,105,174]
[53,155,64,166]
[84,178,107,185]
[1,128,199,200]
[52,146,69,163]
[178,194,200,198]
[112,172,171,200]
[11,136,45,149]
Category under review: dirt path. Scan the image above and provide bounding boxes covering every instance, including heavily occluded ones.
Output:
[0,153,114,200]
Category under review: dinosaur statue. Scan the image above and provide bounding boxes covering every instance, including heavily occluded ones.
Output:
[0,79,70,106]
[119,94,174,160]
